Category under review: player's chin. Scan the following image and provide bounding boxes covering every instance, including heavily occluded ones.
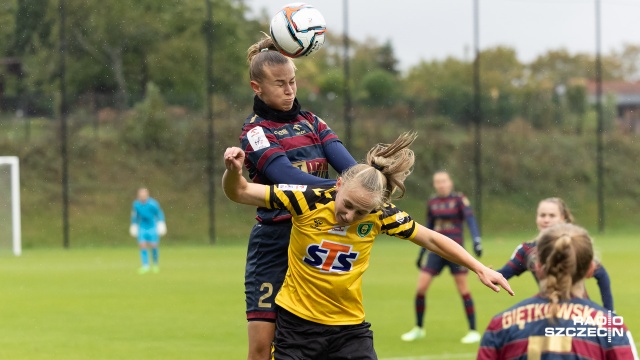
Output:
[336,215,349,226]
[281,100,294,111]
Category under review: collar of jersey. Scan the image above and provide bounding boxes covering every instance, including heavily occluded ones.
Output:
[253,95,301,123]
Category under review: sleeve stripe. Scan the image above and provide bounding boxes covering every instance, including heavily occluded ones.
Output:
[265,186,273,209]
[283,189,304,216]
[294,191,311,214]
[256,148,284,171]
[394,223,417,239]
[268,186,289,211]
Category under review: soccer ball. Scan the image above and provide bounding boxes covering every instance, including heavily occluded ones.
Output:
[270,3,327,58]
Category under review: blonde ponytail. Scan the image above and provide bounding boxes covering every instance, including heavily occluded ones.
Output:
[340,132,417,209]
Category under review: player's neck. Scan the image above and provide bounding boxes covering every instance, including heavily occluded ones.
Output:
[538,279,587,299]
[570,280,587,298]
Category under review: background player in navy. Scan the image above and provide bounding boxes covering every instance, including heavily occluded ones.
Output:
[478,224,637,359]
[401,170,483,344]
[241,35,357,360]
[498,197,614,311]
[129,187,166,274]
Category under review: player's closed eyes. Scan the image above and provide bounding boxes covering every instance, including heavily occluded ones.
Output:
[344,201,368,216]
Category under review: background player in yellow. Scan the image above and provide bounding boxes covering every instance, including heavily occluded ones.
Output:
[223,132,513,359]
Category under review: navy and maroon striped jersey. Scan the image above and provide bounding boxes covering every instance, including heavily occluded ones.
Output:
[478,295,637,359]
[499,241,615,311]
[240,110,339,223]
[503,240,538,279]
[426,192,480,244]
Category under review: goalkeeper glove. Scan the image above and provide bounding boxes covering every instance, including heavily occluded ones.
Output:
[129,224,138,238]
[473,238,482,258]
[157,221,167,236]
[416,248,427,269]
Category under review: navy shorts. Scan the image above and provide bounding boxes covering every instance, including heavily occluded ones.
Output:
[245,221,291,322]
[274,307,377,360]
[422,251,468,276]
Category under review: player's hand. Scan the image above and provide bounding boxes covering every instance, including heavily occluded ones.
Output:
[476,266,514,296]
[224,147,245,173]
[473,240,482,258]
[129,224,138,238]
[157,221,167,236]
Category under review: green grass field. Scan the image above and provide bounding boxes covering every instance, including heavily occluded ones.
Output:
[0,232,637,359]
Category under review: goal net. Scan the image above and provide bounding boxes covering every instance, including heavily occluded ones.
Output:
[0,156,21,256]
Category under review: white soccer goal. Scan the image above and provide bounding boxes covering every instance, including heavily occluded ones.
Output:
[0,156,21,256]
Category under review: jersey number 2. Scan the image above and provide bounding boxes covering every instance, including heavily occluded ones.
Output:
[258,282,273,308]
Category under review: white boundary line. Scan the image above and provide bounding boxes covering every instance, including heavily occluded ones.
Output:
[380,353,476,360]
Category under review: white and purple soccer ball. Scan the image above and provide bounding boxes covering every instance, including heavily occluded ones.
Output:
[270,3,327,58]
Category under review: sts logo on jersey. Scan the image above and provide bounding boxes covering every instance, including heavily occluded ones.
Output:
[303,240,359,272]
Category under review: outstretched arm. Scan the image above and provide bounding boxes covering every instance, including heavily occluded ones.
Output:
[411,224,514,296]
[592,264,614,311]
[222,147,268,207]
[263,156,336,186]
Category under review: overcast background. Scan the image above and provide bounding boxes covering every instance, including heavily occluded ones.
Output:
[246,0,639,70]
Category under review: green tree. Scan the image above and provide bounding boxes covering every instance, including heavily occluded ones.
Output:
[377,40,399,75]
[9,0,50,56]
[361,69,399,107]
[404,56,472,123]
[479,46,523,125]
[66,1,165,109]
[566,83,587,134]
[611,43,640,81]
[0,1,17,56]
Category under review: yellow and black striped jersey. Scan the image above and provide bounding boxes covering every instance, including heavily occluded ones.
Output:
[264,184,418,325]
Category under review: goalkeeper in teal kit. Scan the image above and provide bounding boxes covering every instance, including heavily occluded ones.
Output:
[129,188,166,274]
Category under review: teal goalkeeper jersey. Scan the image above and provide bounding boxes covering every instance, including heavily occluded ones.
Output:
[131,198,165,229]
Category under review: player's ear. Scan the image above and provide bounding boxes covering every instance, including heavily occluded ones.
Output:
[250,80,262,95]
[534,262,545,280]
[336,177,343,190]
[585,261,596,279]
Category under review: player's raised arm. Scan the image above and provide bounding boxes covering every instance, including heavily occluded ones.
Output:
[222,147,267,207]
[410,224,514,296]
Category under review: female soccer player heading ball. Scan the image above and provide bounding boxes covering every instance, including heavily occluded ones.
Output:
[223,132,513,359]
[240,34,357,360]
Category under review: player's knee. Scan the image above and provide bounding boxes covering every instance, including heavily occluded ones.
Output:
[454,276,469,293]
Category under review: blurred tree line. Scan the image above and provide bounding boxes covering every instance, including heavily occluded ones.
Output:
[1,0,640,245]
[0,0,639,130]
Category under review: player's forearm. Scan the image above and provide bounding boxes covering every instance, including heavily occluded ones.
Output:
[222,168,249,203]
[465,214,481,241]
[222,169,267,207]
[412,224,483,274]
[593,265,615,311]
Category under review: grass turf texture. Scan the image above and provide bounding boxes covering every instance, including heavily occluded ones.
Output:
[0,233,637,359]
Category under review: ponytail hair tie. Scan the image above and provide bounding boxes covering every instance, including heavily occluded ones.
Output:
[371,163,383,171]
[260,48,269,52]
